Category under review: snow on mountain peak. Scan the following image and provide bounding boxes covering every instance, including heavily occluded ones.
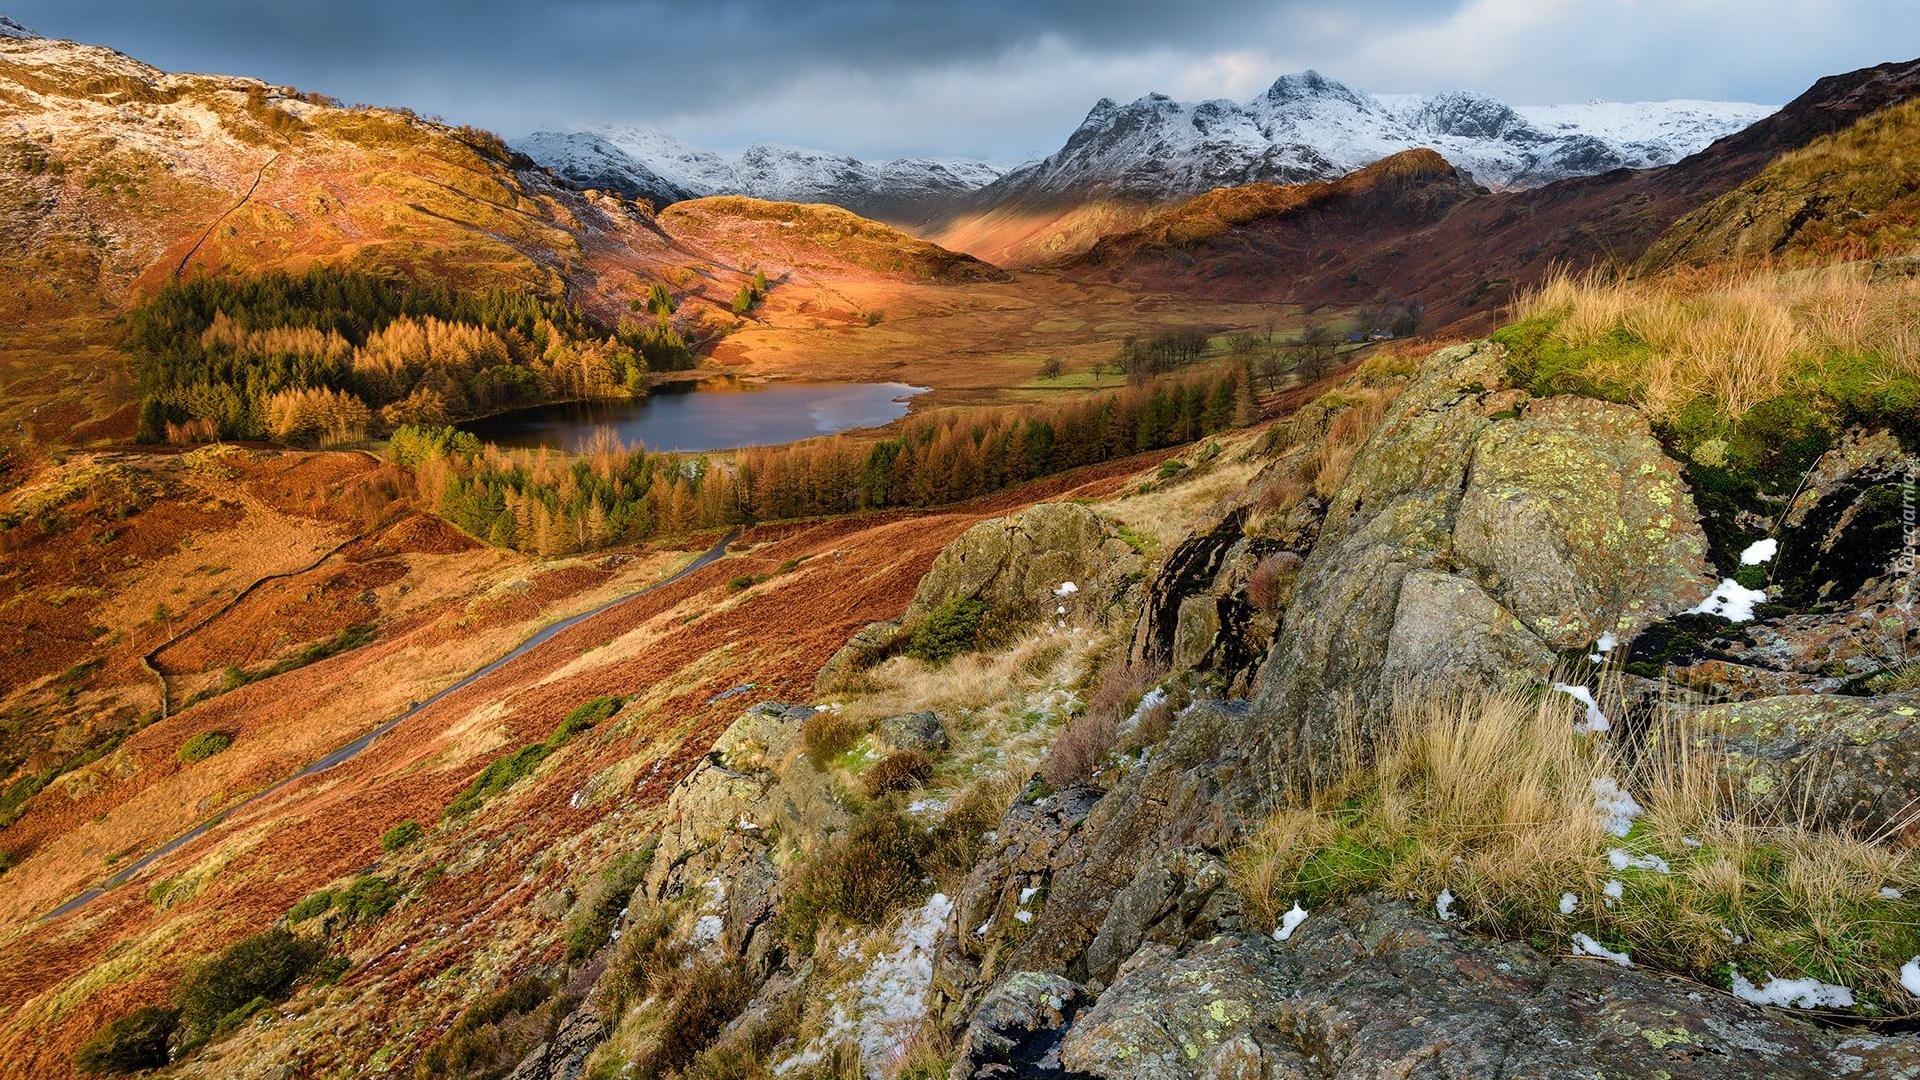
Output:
[511,124,1004,224]
[514,70,1774,223]
[0,15,35,39]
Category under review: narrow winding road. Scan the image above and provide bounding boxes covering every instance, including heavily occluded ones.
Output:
[42,529,739,921]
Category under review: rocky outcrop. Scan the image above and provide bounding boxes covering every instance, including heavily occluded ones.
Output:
[1684,692,1920,837]
[643,702,847,969]
[821,503,1144,690]
[1251,342,1713,785]
[505,1011,603,1080]
[875,711,950,755]
[1054,896,1920,1079]
[949,971,1089,1079]
[1623,429,1917,698]
[905,503,1142,624]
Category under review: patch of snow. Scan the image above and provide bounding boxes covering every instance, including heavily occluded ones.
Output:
[692,914,724,946]
[778,893,954,1078]
[1608,848,1672,874]
[1013,909,1033,924]
[0,16,33,39]
[907,798,945,815]
[1554,683,1611,733]
[1559,892,1579,914]
[1592,777,1644,837]
[1688,578,1768,622]
[1274,903,1310,941]
[1572,933,1633,966]
[1603,879,1625,901]
[1730,972,1854,1010]
[1436,888,1457,922]
[1719,925,1745,945]
[737,817,759,831]
[1882,887,1905,900]
[1019,886,1041,904]
[974,919,992,937]
[1740,538,1779,565]
[1903,958,1920,996]
[1054,581,1079,596]
[1594,631,1618,653]
[1681,836,1703,848]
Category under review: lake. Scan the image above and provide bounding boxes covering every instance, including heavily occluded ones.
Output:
[460,380,927,453]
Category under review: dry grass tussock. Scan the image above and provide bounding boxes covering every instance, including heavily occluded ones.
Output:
[1513,265,1920,419]
[1231,689,1920,1013]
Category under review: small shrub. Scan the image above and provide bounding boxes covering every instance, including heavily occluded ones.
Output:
[380,821,424,851]
[1245,552,1304,612]
[558,695,625,737]
[801,710,865,769]
[176,928,325,1043]
[177,731,233,763]
[415,975,561,1080]
[1038,711,1119,789]
[563,849,649,963]
[907,597,988,666]
[74,1005,178,1074]
[339,874,400,922]
[599,905,687,1020]
[287,889,336,922]
[864,750,933,797]
[781,810,932,950]
[633,962,755,1077]
[927,775,1017,888]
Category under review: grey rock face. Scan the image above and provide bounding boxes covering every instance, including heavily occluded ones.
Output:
[950,971,1089,1080]
[505,1010,603,1080]
[1251,342,1713,786]
[1055,897,1920,1079]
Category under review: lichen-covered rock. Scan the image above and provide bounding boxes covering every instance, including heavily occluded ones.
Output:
[905,502,1142,624]
[1377,569,1556,700]
[1454,394,1712,647]
[643,703,848,964]
[1055,896,1920,1079]
[950,971,1088,1080]
[1684,692,1920,837]
[935,784,1106,1019]
[875,711,950,755]
[1251,342,1713,786]
[815,618,906,692]
[1083,849,1238,988]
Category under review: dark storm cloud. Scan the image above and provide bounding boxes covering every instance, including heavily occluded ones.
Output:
[9,1,1920,160]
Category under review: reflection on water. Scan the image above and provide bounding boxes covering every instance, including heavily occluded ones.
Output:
[459,381,927,453]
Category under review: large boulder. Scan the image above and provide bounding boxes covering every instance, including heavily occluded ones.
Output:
[1054,896,1920,1079]
[905,502,1142,624]
[1250,342,1713,785]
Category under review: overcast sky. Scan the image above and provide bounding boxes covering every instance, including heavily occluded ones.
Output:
[12,1,1919,162]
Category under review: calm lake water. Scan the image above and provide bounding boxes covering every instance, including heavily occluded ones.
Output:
[460,381,927,453]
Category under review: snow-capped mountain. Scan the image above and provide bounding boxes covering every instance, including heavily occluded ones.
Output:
[981,70,1773,204]
[512,124,1004,225]
[518,71,1771,224]
[0,16,35,39]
